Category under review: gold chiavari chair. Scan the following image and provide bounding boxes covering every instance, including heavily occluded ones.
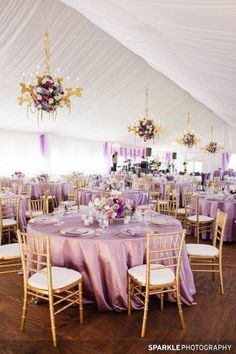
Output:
[0,242,21,274]
[186,195,214,243]
[187,210,227,294]
[128,230,186,337]
[41,182,55,210]
[18,183,32,197]
[61,185,80,209]
[164,184,172,200]
[177,192,192,227]
[25,197,48,220]
[17,231,83,347]
[0,196,20,244]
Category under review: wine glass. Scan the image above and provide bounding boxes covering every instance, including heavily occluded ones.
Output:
[99,215,109,229]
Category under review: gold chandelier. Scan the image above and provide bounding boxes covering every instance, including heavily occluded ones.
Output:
[201,126,224,154]
[176,113,201,148]
[128,89,164,142]
[18,33,82,122]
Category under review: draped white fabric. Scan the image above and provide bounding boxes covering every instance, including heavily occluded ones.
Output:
[0,0,234,150]
[48,135,107,176]
[0,130,44,176]
[0,128,223,176]
[62,0,236,128]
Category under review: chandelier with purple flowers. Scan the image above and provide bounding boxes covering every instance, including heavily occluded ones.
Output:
[18,33,82,123]
[176,113,201,148]
[128,89,164,142]
[202,126,224,154]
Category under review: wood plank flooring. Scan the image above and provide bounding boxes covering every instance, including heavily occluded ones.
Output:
[0,238,235,354]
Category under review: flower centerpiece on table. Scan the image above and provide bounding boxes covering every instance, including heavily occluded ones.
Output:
[38,173,49,182]
[89,196,135,220]
[12,171,25,179]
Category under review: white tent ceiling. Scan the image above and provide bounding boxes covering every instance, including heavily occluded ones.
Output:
[0,0,233,149]
[61,0,236,128]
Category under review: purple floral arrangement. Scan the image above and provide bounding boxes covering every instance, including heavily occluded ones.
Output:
[38,173,49,182]
[32,75,64,112]
[12,171,25,178]
[135,119,155,141]
[128,118,164,142]
[89,196,135,219]
[203,141,223,154]
[182,132,199,148]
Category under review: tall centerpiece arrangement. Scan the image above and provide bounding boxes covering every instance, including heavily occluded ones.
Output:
[128,89,164,142]
[201,126,224,154]
[89,196,135,220]
[176,113,201,148]
[18,33,82,123]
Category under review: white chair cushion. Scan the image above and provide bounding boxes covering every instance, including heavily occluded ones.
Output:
[0,243,20,259]
[177,208,185,214]
[128,264,175,286]
[188,215,214,222]
[2,218,17,227]
[25,210,44,218]
[187,243,219,257]
[28,266,82,290]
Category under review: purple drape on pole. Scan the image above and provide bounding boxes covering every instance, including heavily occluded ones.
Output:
[40,134,45,156]
[222,152,230,171]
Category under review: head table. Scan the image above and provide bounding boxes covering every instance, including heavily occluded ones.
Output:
[27,207,196,312]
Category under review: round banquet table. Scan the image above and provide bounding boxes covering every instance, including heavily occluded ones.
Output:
[199,197,236,242]
[27,208,196,311]
[79,188,149,206]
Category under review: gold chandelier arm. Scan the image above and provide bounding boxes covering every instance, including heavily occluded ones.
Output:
[44,32,50,75]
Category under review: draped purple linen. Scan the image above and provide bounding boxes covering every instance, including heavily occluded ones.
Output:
[27,211,196,311]
[222,152,230,171]
[199,198,236,241]
[39,134,46,156]
[103,142,147,171]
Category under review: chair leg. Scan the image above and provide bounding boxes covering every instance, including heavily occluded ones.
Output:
[141,291,149,338]
[212,258,215,281]
[48,292,57,347]
[196,224,200,244]
[160,292,164,311]
[219,257,224,295]
[21,289,28,331]
[79,281,83,324]
[127,274,131,316]
[176,288,185,329]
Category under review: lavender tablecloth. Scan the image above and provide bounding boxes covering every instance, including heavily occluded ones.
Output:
[79,189,148,206]
[199,198,236,241]
[27,210,196,311]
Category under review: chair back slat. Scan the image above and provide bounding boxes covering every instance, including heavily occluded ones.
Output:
[146,230,185,287]
[213,209,227,250]
[17,231,52,287]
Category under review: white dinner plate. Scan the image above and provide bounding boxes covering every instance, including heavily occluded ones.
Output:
[60,227,95,236]
[29,217,60,225]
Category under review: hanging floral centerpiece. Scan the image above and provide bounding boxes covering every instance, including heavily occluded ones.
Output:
[128,89,164,142]
[18,33,82,122]
[202,126,224,154]
[176,113,200,148]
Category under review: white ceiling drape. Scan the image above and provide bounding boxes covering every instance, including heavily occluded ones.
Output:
[61,0,236,128]
[0,0,232,150]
